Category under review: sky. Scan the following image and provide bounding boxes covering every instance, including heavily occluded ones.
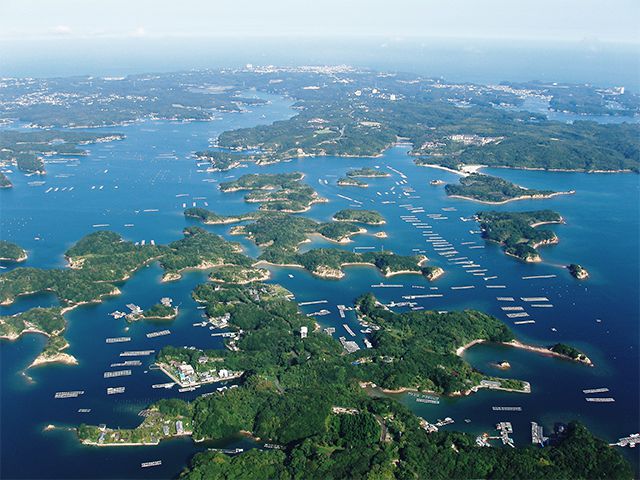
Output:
[1,0,639,43]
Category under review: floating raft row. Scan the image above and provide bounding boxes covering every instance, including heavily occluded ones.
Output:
[521,297,549,302]
[496,297,515,302]
[514,320,536,325]
[416,397,440,404]
[298,300,328,306]
[152,382,175,389]
[451,285,475,290]
[501,306,524,311]
[77,408,91,413]
[583,388,609,394]
[120,350,155,357]
[506,312,529,318]
[141,461,162,468]
[522,275,556,280]
[105,337,131,343]
[104,369,132,378]
[107,387,125,395]
[54,391,84,399]
[146,330,171,338]
[492,406,522,411]
[402,294,443,299]
[586,397,615,403]
[111,360,142,367]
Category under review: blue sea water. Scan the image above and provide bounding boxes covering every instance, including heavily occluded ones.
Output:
[1,86,639,476]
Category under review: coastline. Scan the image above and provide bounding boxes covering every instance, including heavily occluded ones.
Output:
[448,190,575,205]
[456,339,593,366]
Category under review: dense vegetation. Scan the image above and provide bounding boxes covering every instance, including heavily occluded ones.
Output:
[346,167,391,178]
[476,210,562,262]
[354,293,514,393]
[219,173,325,212]
[0,240,27,261]
[0,228,260,362]
[0,307,69,363]
[567,263,589,280]
[77,282,629,479]
[333,209,385,225]
[142,303,177,320]
[337,177,368,187]
[551,343,588,361]
[445,173,557,203]
[180,420,631,480]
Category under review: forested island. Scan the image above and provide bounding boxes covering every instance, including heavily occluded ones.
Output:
[550,343,592,365]
[567,263,589,280]
[0,240,27,262]
[476,210,563,262]
[219,172,326,212]
[141,303,179,321]
[346,167,391,178]
[75,282,629,479]
[444,173,571,204]
[337,177,367,187]
[186,206,441,279]
[332,209,385,225]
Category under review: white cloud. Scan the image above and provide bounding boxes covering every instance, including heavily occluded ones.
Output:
[131,26,146,38]
[51,25,72,35]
